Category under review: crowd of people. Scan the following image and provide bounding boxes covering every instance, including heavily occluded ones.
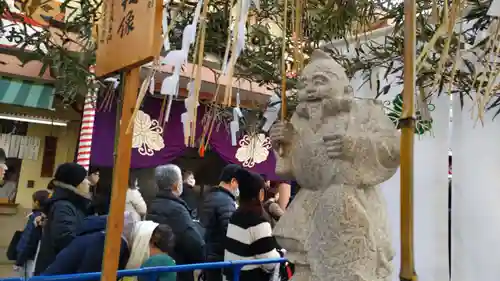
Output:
[7,160,293,281]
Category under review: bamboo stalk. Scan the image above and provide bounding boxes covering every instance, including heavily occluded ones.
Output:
[400,0,417,280]
[293,0,302,74]
[277,0,288,157]
[224,3,243,106]
[280,0,288,122]
[191,0,210,147]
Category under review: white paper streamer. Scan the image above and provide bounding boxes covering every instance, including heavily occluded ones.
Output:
[181,81,199,142]
[161,0,203,124]
[230,91,243,146]
[262,93,280,132]
[487,0,500,17]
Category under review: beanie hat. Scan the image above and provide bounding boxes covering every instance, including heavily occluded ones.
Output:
[54,162,88,187]
[0,148,5,164]
[234,169,264,202]
[219,164,242,183]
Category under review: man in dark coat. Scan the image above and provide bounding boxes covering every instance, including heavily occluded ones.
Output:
[34,162,91,275]
[42,215,130,275]
[199,164,240,281]
[147,164,205,281]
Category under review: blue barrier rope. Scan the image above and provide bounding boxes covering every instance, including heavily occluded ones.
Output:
[2,258,287,281]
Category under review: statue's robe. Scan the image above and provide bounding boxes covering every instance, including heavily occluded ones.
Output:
[273,99,400,281]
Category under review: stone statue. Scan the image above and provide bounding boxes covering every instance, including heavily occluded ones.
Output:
[270,49,400,281]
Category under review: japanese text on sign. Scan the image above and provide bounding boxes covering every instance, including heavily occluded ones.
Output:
[0,19,47,52]
[96,0,162,77]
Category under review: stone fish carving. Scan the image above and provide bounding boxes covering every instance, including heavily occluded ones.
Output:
[270,49,400,281]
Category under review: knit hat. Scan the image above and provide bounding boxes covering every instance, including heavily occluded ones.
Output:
[234,169,264,202]
[54,162,88,187]
[0,148,5,164]
[219,164,242,183]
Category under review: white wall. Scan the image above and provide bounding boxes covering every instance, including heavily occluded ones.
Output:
[331,30,450,281]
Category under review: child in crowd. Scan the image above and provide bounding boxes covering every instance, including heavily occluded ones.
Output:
[14,190,50,277]
[125,222,176,281]
[138,224,177,281]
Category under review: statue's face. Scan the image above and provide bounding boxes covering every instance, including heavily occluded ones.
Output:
[295,62,349,122]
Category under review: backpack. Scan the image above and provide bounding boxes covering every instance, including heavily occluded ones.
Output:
[7,230,23,261]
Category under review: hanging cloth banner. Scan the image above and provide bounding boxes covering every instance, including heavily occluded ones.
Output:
[76,66,97,170]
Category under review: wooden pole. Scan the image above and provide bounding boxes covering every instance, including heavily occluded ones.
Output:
[400,0,417,280]
[101,67,140,281]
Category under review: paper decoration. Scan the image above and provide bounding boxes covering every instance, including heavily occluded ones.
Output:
[235,133,272,168]
[132,110,165,156]
[8,135,21,158]
[230,92,243,146]
[487,0,500,17]
[181,81,199,145]
[222,0,256,76]
[0,134,10,155]
[161,0,203,123]
[262,93,280,132]
[0,134,41,160]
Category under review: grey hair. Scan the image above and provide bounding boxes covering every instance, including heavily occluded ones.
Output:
[155,164,182,191]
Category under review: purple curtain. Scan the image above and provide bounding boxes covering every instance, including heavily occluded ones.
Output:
[91,97,280,179]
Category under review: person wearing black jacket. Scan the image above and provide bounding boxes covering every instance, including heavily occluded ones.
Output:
[147,164,205,281]
[181,170,199,218]
[34,163,91,275]
[199,164,241,281]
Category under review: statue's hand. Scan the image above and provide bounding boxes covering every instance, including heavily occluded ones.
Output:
[270,121,294,149]
[323,133,348,158]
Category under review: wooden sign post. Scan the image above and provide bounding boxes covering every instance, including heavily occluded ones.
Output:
[95,0,161,279]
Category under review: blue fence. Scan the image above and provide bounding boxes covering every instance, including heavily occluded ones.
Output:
[2,258,286,281]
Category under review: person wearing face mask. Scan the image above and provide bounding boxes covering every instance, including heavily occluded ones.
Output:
[146,164,205,281]
[34,162,92,275]
[199,164,241,281]
[181,170,198,218]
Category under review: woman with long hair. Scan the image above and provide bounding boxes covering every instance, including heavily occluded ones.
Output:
[224,169,281,281]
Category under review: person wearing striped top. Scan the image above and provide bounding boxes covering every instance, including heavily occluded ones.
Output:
[224,169,281,281]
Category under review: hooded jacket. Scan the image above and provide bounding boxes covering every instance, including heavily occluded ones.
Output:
[15,210,43,266]
[34,181,91,275]
[42,215,130,275]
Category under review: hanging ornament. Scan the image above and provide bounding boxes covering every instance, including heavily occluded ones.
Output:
[161,0,204,124]
[262,93,280,132]
[230,91,243,146]
[488,0,500,17]
[235,133,272,168]
[181,81,199,146]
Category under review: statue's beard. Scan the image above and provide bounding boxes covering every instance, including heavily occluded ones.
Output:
[295,95,352,133]
[296,102,324,133]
